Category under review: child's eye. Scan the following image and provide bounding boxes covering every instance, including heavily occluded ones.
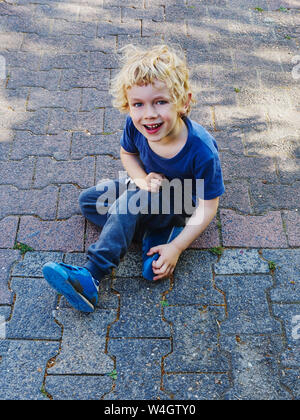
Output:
[156,100,167,105]
[133,102,143,108]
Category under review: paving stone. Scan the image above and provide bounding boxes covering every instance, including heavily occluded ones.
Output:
[12,251,63,277]
[12,109,50,135]
[0,249,20,305]
[48,109,104,135]
[164,306,228,373]
[250,182,300,213]
[221,152,278,183]
[280,369,300,400]
[0,216,18,248]
[0,340,59,400]
[0,140,11,160]
[215,274,281,334]
[45,375,113,400]
[163,373,230,400]
[95,155,124,183]
[34,156,95,189]
[28,88,81,112]
[0,185,58,220]
[220,181,252,214]
[105,339,170,400]
[81,88,112,111]
[262,249,300,302]
[48,309,115,374]
[60,69,109,90]
[166,250,223,305]
[7,277,61,339]
[220,210,288,248]
[40,52,89,71]
[0,158,34,189]
[276,156,300,184]
[110,277,170,338]
[57,184,82,218]
[17,215,85,252]
[221,335,291,400]
[187,217,221,249]
[7,68,61,90]
[272,304,300,369]
[104,107,127,132]
[214,249,269,274]
[11,132,72,161]
[71,131,120,159]
[51,19,97,38]
[282,211,300,247]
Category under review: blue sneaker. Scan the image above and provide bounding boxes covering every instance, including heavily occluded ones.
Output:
[142,226,184,281]
[42,262,99,313]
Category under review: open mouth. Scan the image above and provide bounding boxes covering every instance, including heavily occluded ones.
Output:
[143,122,164,134]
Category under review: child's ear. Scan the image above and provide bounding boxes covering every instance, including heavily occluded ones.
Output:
[179,92,192,116]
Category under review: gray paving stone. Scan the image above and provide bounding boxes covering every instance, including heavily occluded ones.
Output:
[214,249,269,274]
[221,335,291,400]
[7,277,61,339]
[48,109,104,135]
[11,132,72,161]
[105,338,170,400]
[280,369,300,401]
[12,251,64,277]
[0,185,59,220]
[0,249,20,305]
[110,277,170,338]
[28,88,81,112]
[166,250,223,305]
[45,375,113,400]
[0,340,59,400]
[262,249,300,302]
[48,309,115,374]
[164,306,228,373]
[215,274,281,334]
[163,373,230,400]
[71,131,120,159]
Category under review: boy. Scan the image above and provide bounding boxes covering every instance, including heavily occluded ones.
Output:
[42,44,225,313]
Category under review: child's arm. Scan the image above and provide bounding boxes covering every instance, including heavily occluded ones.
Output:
[147,197,219,281]
[120,147,166,192]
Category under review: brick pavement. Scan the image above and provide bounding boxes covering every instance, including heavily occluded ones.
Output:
[0,0,299,400]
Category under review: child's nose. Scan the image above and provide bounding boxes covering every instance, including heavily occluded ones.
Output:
[144,104,158,118]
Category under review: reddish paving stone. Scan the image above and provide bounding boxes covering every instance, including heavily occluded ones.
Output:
[220,209,288,248]
[282,211,300,247]
[0,249,20,305]
[188,217,221,249]
[17,216,85,252]
[0,216,19,248]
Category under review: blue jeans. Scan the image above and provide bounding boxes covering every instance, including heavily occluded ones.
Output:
[79,178,188,281]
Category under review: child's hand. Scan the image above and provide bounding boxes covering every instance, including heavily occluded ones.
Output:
[145,172,167,193]
[146,242,182,281]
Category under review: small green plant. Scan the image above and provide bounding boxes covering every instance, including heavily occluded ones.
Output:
[160,300,169,308]
[209,247,224,257]
[108,369,117,380]
[13,242,35,255]
[284,35,291,40]
[254,7,264,12]
[234,87,241,93]
[279,6,288,12]
[268,260,276,271]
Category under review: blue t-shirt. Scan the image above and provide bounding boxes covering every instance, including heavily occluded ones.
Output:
[120,116,225,204]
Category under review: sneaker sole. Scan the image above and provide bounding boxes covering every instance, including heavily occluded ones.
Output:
[42,262,95,313]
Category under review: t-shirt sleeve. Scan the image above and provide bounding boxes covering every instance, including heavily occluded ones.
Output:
[120,116,139,154]
[194,153,225,201]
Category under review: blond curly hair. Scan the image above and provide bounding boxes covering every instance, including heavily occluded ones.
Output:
[110,44,196,116]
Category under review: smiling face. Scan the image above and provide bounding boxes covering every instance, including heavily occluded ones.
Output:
[126,80,187,145]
